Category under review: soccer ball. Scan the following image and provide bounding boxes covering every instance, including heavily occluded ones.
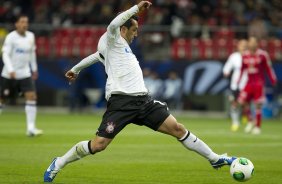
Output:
[230,157,254,182]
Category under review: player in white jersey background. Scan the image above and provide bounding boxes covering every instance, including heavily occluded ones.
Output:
[223,39,248,132]
[0,15,42,136]
[44,2,237,182]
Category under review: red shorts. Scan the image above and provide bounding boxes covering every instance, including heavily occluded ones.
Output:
[238,83,265,104]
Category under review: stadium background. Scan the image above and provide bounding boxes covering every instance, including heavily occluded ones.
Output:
[0,0,281,116]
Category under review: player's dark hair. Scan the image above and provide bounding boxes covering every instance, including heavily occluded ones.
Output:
[14,14,28,23]
[121,15,139,29]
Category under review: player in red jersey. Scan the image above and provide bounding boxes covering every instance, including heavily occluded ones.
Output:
[237,37,277,134]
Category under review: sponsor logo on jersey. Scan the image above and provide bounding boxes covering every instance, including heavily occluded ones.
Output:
[15,48,28,54]
[3,89,10,96]
[125,47,132,53]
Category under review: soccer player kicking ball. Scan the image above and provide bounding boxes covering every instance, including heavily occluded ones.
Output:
[44,1,236,182]
[0,15,42,136]
[238,37,277,135]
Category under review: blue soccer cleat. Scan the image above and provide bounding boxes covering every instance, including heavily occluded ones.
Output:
[44,158,60,182]
[210,153,236,169]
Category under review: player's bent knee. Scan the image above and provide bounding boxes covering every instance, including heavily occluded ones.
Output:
[158,116,186,139]
[177,123,186,130]
[168,122,186,139]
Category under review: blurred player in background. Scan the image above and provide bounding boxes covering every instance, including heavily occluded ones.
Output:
[44,1,236,182]
[0,15,42,137]
[223,39,248,132]
[238,37,277,134]
[163,71,182,109]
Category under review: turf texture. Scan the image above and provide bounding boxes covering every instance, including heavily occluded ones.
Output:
[0,112,281,184]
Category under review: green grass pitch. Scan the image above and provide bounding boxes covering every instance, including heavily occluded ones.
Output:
[0,112,282,184]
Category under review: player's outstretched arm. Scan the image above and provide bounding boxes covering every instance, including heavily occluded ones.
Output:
[65,51,102,84]
[70,51,101,74]
[107,1,152,35]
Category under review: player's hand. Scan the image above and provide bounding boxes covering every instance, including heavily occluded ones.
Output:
[65,70,78,84]
[32,71,38,80]
[9,72,16,79]
[137,1,152,12]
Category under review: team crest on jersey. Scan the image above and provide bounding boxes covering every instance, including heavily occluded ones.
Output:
[3,89,10,96]
[106,122,115,133]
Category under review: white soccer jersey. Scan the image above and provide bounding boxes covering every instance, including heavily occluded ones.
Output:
[70,6,148,100]
[223,52,247,90]
[104,5,148,100]
[1,30,37,79]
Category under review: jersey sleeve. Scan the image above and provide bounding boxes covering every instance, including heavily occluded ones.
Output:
[106,5,139,42]
[1,34,14,73]
[262,52,277,85]
[71,51,101,74]
[30,33,37,72]
[223,53,235,76]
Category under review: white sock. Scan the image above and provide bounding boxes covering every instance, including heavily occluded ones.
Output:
[230,106,240,125]
[25,100,37,132]
[55,141,91,170]
[179,130,219,162]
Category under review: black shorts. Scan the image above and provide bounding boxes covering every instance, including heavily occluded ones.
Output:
[228,89,240,102]
[0,77,36,99]
[97,94,170,139]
